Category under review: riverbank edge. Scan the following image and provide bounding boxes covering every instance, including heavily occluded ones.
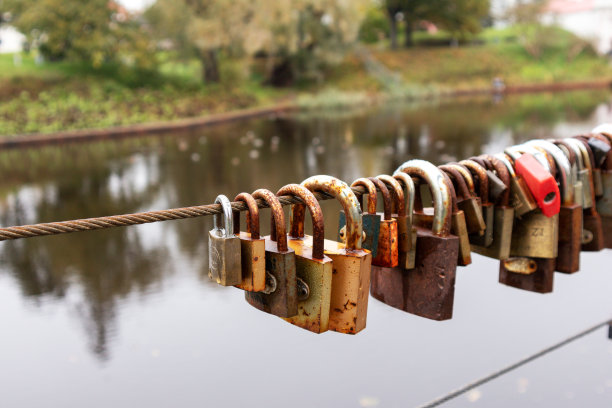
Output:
[3,79,611,149]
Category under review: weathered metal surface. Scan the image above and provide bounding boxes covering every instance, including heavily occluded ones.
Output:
[441,165,486,235]
[233,193,266,292]
[369,177,399,268]
[501,258,537,275]
[392,172,417,270]
[370,265,404,311]
[462,159,494,247]
[245,189,298,318]
[557,205,582,273]
[582,211,605,251]
[338,178,381,256]
[302,176,371,334]
[499,257,555,294]
[510,211,559,259]
[208,195,242,286]
[277,184,332,334]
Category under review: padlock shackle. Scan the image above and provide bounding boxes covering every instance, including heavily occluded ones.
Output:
[377,175,405,217]
[494,154,516,177]
[252,189,288,252]
[393,172,415,228]
[481,155,511,207]
[447,163,477,196]
[459,160,490,205]
[506,146,552,173]
[552,140,577,166]
[592,123,612,139]
[395,160,452,236]
[276,184,325,260]
[351,178,377,215]
[233,193,260,239]
[570,138,594,172]
[439,165,471,202]
[574,136,598,172]
[526,140,573,205]
[213,195,234,238]
[302,175,363,250]
[440,171,459,212]
[562,138,586,171]
[368,177,392,221]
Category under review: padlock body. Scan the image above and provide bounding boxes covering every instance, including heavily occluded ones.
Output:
[339,211,380,258]
[556,205,582,273]
[469,204,494,247]
[596,171,612,217]
[510,211,559,259]
[370,265,405,311]
[602,216,612,249]
[405,227,418,270]
[582,210,604,252]
[499,257,555,294]
[414,208,469,266]
[372,218,399,268]
[579,170,594,208]
[245,239,297,318]
[304,236,372,334]
[510,176,538,218]
[593,168,604,197]
[403,227,459,321]
[208,230,242,286]
[284,237,333,334]
[457,197,486,234]
[472,206,514,260]
[395,214,415,269]
[235,232,266,292]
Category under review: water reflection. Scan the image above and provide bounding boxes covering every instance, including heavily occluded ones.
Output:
[0,90,610,362]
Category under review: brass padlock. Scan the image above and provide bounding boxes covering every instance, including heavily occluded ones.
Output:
[471,155,514,260]
[575,135,604,197]
[395,160,459,321]
[369,177,399,268]
[233,193,266,292]
[277,184,333,334]
[208,195,242,286]
[245,189,298,318]
[496,153,538,218]
[462,159,494,247]
[391,172,418,270]
[568,138,605,251]
[338,178,380,257]
[302,176,372,334]
[440,164,486,235]
[527,140,582,274]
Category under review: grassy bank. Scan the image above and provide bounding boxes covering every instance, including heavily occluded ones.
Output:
[2,27,612,136]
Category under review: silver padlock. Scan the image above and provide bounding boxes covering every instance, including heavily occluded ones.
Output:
[208,195,242,286]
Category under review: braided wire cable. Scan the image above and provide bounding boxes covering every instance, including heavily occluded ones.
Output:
[0,186,369,241]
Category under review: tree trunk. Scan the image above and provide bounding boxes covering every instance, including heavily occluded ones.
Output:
[201,49,220,84]
[387,10,398,50]
[404,19,414,48]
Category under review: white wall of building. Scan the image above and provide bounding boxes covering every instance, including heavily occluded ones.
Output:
[0,26,25,54]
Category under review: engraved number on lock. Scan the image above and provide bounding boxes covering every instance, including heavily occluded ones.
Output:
[531,228,544,237]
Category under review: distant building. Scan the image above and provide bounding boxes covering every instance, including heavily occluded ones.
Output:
[0,26,25,54]
[543,0,612,55]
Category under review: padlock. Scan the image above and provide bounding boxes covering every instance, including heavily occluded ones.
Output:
[208,195,242,286]
[277,184,333,334]
[473,156,509,204]
[494,153,538,218]
[471,155,514,260]
[526,140,582,274]
[301,176,372,334]
[368,177,399,268]
[575,135,604,197]
[499,257,556,294]
[590,132,612,248]
[567,138,605,251]
[378,174,416,269]
[440,164,486,235]
[394,160,459,321]
[553,140,584,209]
[232,192,266,292]
[462,159,494,247]
[245,189,298,318]
[512,150,561,217]
[391,172,418,270]
[338,178,380,257]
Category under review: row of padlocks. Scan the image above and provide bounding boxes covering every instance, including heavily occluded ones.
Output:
[207,124,612,335]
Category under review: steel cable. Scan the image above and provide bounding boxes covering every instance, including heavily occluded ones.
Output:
[0,186,368,241]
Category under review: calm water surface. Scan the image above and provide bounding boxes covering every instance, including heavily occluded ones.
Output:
[1,91,612,407]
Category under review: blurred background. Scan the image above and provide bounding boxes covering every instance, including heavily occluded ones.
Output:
[1,1,612,407]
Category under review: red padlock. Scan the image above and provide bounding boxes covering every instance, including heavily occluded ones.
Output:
[514,152,561,217]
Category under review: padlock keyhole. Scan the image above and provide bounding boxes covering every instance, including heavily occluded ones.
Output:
[543,192,556,204]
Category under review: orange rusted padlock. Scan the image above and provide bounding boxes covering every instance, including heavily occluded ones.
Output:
[233,193,266,292]
[368,177,399,268]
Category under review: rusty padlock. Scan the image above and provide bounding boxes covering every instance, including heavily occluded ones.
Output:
[526,140,582,274]
[302,176,372,334]
[245,189,298,318]
[440,164,486,235]
[338,178,380,257]
[590,130,612,248]
[208,195,242,286]
[392,172,418,270]
[395,160,459,321]
[368,177,399,268]
[471,155,514,260]
[567,138,605,251]
[462,159,494,247]
[575,135,604,197]
[233,193,266,292]
[277,184,333,334]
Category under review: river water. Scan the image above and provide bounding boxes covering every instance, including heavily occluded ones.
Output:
[1,90,612,407]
